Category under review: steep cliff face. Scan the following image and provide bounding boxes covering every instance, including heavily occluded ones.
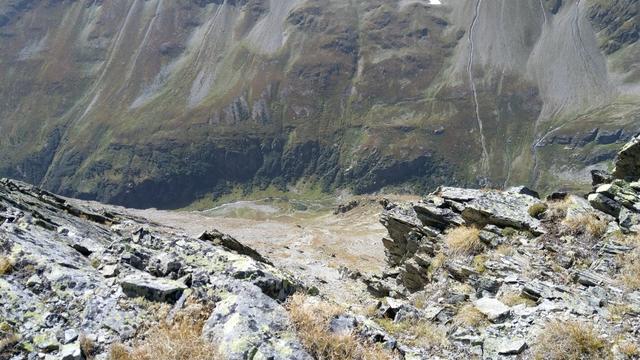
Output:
[0,0,638,208]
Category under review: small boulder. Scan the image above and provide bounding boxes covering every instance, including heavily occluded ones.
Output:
[473,297,511,322]
[59,342,82,360]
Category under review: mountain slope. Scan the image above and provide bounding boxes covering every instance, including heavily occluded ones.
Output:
[0,0,638,208]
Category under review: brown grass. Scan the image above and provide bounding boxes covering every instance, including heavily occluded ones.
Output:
[561,214,608,240]
[496,244,514,256]
[0,256,13,276]
[619,246,640,291]
[499,291,536,307]
[546,198,572,220]
[286,294,395,360]
[376,318,448,349]
[533,320,611,360]
[617,339,640,359]
[0,333,20,356]
[453,304,486,328]
[80,335,96,359]
[445,226,482,256]
[109,304,216,360]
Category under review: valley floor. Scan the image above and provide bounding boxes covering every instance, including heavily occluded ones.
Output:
[119,195,417,305]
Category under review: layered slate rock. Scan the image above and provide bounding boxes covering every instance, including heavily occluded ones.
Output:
[613,134,640,180]
[376,186,545,293]
[588,136,640,231]
[0,178,309,359]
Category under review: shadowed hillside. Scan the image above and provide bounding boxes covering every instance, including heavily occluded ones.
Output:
[0,0,638,208]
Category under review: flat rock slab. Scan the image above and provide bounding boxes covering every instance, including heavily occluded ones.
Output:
[462,191,545,235]
[474,297,511,322]
[498,339,527,355]
[121,273,187,303]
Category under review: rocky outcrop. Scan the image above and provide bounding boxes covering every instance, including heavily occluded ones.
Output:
[613,134,640,180]
[587,136,640,232]
[377,186,545,293]
[0,178,309,359]
[367,137,640,358]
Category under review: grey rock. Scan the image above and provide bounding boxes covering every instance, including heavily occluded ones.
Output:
[591,169,614,187]
[497,339,527,355]
[473,298,511,322]
[613,134,640,180]
[202,281,311,360]
[506,186,540,199]
[59,342,82,360]
[146,253,181,277]
[436,187,484,202]
[588,193,622,217]
[413,202,465,230]
[120,273,187,303]
[100,264,119,278]
[329,314,357,335]
[63,329,78,344]
[461,191,545,235]
[198,230,272,265]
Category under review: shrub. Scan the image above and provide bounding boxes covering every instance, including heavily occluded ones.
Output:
[286,294,395,360]
[109,304,216,360]
[533,320,611,360]
[500,227,517,238]
[471,254,488,273]
[528,203,548,218]
[445,226,482,256]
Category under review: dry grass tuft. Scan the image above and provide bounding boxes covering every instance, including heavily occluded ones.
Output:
[619,246,640,291]
[547,198,572,220]
[0,256,14,276]
[499,291,536,307]
[445,226,482,256]
[533,320,611,360]
[80,335,96,359]
[453,304,486,328]
[562,214,608,240]
[109,304,216,360]
[0,333,20,356]
[287,294,395,360]
[496,244,514,256]
[617,339,640,359]
[376,318,448,349]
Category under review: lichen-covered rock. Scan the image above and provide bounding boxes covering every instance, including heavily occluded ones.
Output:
[202,280,312,360]
[457,191,545,235]
[0,179,306,359]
